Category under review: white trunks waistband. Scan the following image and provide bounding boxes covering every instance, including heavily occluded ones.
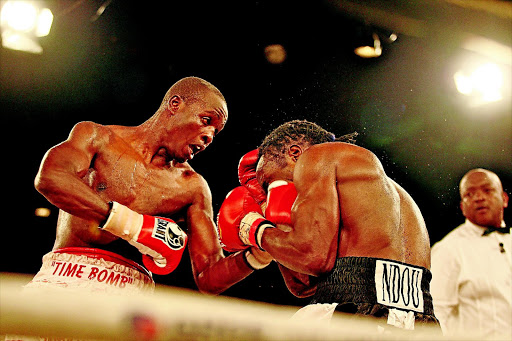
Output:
[25,247,155,295]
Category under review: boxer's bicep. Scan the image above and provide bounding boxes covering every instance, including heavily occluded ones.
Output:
[185,179,226,287]
[292,153,339,270]
[186,180,254,294]
[37,122,100,181]
[186,179,222,266]
[34,122,110,222]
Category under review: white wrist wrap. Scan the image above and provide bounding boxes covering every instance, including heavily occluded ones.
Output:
[255,224,268,250]
[244,250,271,270]
[100,202,143,241]
[239,212,273,250]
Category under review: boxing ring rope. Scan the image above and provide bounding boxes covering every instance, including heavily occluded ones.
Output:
[0,273,482,341]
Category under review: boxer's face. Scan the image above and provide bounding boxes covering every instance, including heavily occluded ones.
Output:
[460,171,509,228]
[256,153,295,192]
[167,93,227,163]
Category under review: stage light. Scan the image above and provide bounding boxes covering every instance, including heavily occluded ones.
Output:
[264,44,287,64]
[454,62,504,103]
[35,207,51,218]
[1,1,37,32]
[0,1,53,54]
[388,33,398,43]
[354,32,382,58]
[35,8,53,37]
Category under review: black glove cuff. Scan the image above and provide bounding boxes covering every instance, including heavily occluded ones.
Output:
[98,201,114,228]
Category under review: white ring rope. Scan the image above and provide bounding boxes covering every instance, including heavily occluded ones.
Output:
[0,273,481,341]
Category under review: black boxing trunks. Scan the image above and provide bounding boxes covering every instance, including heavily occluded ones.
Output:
[24,247,155,295]
[293,257,440,331]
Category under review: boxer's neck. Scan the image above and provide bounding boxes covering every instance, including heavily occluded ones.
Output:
[113,123,173,167]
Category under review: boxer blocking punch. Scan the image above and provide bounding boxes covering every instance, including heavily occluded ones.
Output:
[238,149,267,211]
[29,77,263,297]
[219,120,441,332]
[232,148,298,243]
[217,186,273,270]
[218,181,297,251]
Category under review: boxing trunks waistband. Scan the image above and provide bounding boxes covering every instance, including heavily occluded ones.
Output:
[25,247,155,295]
[310,257,435,317]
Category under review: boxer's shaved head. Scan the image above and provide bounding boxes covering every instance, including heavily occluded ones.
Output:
[159,76,226,110]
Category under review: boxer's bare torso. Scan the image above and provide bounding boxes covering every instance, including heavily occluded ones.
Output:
[258,142,430,295]
[34,81,265,293]
[326,143,431,268]
[36,121,214,264]
[52,123,206,256]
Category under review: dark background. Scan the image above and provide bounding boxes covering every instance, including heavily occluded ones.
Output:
[1,0,511,308]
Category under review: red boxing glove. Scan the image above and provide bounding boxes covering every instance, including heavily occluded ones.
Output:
[265,181,298,227]
[238,149,267,208]
[137,216,188,275]
[217,186,273,252]
[100,202,188,275]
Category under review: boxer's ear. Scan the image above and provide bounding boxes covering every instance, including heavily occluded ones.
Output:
[288,145,302,162]
[168,95,182,114]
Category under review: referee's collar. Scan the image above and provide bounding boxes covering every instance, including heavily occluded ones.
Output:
[464,219,507,236]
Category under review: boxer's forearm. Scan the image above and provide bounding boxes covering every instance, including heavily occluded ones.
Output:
[260,227,316,274]
[194,251,255,295]
[262,176,339,276]
[261,222,336,277]
[35,169,109,223]
[187,203,258,295]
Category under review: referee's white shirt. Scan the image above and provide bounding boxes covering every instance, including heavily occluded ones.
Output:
[431,219,512,339]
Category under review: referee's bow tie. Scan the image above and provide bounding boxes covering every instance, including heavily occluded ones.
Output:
[482,227,511,236]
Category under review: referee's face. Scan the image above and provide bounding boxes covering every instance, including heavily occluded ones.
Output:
[460,171,509,228]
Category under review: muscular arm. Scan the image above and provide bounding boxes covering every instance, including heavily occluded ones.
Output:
[34,121,110,223]
[390,179,431,268]
[186,178,257,295]
[261,148,340,276]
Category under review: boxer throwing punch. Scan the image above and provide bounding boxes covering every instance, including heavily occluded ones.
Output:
[218,120,440,331]
[32,77,264,295]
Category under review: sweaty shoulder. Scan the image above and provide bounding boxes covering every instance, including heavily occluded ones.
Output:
[298,142,380,173]
[174,162,213,202]
[68,121,112,148]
